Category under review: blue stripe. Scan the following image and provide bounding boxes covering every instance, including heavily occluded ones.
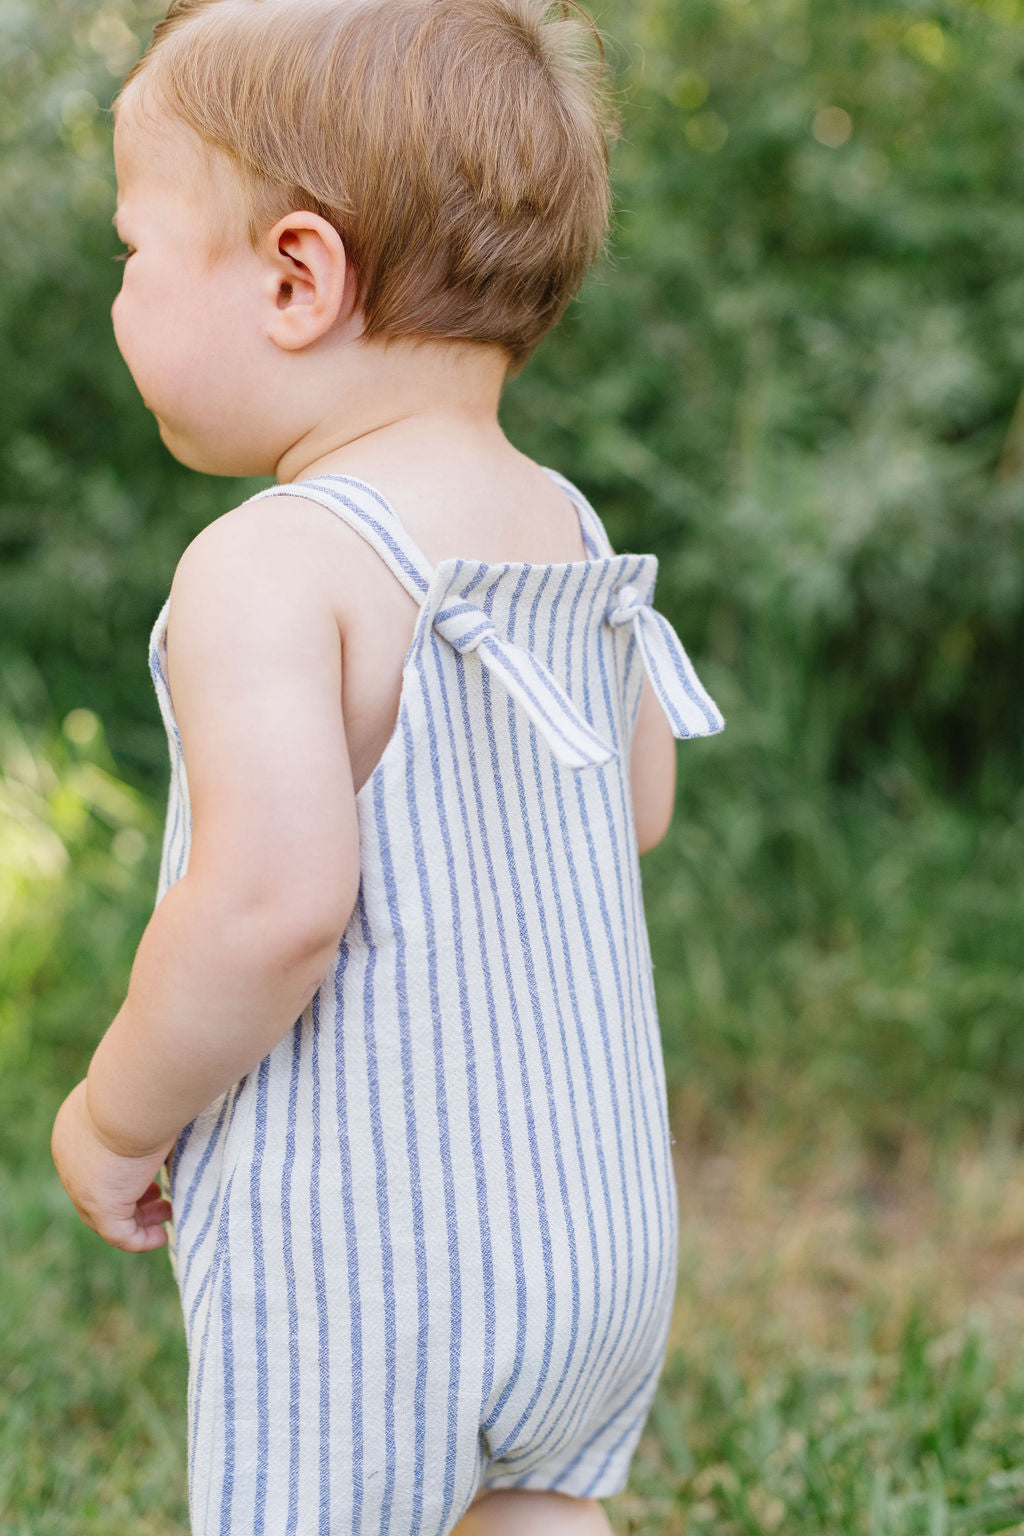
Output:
[613,564,682,1329]
[308,992,332,1533]
[219,1239,236,1530]
[282,1024,303,1535]
[251,1058,270,1533]
[436,591,612,758]
[562,560,635,1361]
[588,555,667,1371]
[517,564,621,1453]
[317,473,399,514]
[373,770,431,1526]
[433,600,489,636]
[500,562,632,1460]
[539,469,610,561]
[150,647,185,887]
[167,1116,195,1205]
[575,553,679,1426]
[356,880,398,1529]
[331,935,366,1531]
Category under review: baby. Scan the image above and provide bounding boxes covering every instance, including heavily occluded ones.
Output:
[51,1,725,1532]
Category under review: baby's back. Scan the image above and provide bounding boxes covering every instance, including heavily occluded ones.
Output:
[317,440,598,797]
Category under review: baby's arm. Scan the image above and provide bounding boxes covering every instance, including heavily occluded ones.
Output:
[631,672,677,855]
[52,503,359,1249]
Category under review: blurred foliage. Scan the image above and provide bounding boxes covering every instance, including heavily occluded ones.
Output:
[0,0,1022,1145]
[3,0,1024,1520]
[0,710,157,1165]
[1,0,1023,794]
[505,0,1024,801]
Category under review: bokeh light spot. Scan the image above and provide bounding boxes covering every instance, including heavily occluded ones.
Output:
[905,20,946,65]
[812,107,853,148]
[63,708,100,746]
[671,70,709,111]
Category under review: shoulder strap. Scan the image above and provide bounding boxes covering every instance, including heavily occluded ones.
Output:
[248,469,612,590]
[540,466,616,559]
[243,474,436,602]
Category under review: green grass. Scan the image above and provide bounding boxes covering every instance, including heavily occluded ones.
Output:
[615,1311,1024,1536]
[4,719,1024,1531]
[0,1170,188,1533]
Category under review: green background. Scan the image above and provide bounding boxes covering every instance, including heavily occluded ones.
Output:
[2,0,1023,1530]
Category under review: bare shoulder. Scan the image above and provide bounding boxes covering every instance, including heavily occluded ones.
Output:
[169,489,410,671]
[172,490,370,607]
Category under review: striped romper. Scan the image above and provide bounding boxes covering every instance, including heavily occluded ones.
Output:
[147,469,724,1536]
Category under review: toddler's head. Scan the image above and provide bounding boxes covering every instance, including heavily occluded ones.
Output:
[116,0,617,374]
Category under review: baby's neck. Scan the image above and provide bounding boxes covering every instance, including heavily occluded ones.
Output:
[275,335,509,486]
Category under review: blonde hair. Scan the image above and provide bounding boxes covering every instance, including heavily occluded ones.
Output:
[118,0,618,370]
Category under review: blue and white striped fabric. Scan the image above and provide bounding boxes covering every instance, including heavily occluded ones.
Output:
[148,469,724,1535]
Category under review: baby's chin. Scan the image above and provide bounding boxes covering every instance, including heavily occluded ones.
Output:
[154,415,272,478]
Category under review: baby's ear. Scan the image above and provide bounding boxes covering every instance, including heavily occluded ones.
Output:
[262,211,359,350]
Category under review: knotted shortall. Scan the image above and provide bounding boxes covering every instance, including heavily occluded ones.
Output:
[147,468,725,1536]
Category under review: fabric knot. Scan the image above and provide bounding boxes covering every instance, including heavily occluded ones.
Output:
[432,601,496,655]
[432,598,616,770]
[606,584,725,740]
[607,583,644,627]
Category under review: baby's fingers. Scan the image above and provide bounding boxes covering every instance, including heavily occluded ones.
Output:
[96,1209,170,1252]
[89,1188,171,1252]
[136,1191,174,1227]
[127,1218,170,1251]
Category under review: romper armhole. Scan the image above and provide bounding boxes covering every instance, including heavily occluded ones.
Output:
[539,466,616,560]
[241,476,437,604]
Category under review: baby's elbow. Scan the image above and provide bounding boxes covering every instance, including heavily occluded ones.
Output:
[634,800,673,857]
[209,862,359,978]
[630,721,677,857]
[631,754,675,853]
[629,675,677,856]
[283,873,359,963]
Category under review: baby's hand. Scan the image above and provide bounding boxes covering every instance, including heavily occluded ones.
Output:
[51,1080,175,1253]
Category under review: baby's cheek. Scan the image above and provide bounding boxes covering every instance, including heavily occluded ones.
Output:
[110,290,157,391]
